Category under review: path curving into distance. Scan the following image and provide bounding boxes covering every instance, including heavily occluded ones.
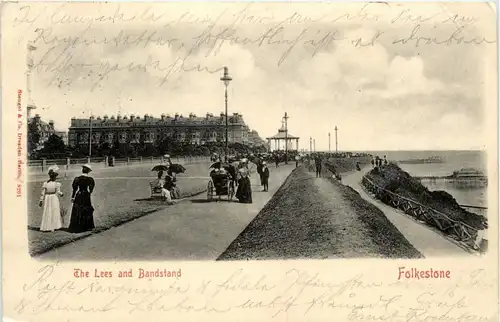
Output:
[342,168,472,258]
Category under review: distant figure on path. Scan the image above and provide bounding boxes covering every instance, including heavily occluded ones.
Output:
[371,158,375,167]
[260,162,270,192]
[275,155,280,168]
[295,155,300,167]
[383,155,388,165]
[256,160,263,177]
[68,164,95,233]
[315,156,322,178]
[236,169,253,203]
[39,166,64,232]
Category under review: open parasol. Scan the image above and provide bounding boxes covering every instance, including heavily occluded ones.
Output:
[210,161,222,169]
[151,164,169,172]
[249,156,261,165]
[169,163,187,174]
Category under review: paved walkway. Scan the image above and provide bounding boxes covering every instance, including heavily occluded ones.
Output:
[342,167,471,258]
[38,164,295,261]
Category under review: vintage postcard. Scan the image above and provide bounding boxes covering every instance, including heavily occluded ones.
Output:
[1,1,498,321]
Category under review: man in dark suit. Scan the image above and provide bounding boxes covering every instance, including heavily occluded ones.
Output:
[315,156,322,178]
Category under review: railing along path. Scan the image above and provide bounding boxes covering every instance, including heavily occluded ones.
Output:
[361,175,485,250]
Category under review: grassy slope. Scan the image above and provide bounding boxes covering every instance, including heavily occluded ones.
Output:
[218,167,422,260]
[365,163,486,229]
[323,156,372,174]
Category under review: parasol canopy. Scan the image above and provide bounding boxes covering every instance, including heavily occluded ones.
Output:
[249,156,261,165]
[151,165,169,172]
[169,163,187,174]
[210,161,222,169]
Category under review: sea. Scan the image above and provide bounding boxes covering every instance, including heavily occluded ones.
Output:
[359,150,488,215]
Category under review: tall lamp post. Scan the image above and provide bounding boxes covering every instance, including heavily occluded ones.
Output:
[88,109,93,158]
[220,66,232,163]
[283,112,289,164]
[335,126,338,153]
[328,132,331,152]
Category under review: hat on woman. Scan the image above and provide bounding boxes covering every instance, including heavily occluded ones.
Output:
[241,158,248,163]
[82,164,92,172]
[164,154,170,158]
[47,165,60,174]
[239,168,248,177]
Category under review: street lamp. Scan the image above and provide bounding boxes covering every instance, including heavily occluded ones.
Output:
[335,126,338,153]
[220,66,232,163]
[283,112,289,164]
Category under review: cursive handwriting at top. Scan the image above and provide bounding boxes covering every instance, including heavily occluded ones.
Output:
[393,24,496,47]
[12,3,496,92]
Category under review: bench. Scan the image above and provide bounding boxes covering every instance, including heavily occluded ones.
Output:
[149,182,164,199]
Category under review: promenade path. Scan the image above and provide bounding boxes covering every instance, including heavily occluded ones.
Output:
[342,167,471,258]
[38,164,294,261]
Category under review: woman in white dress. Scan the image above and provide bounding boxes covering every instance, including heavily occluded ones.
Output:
[38,166,64,232]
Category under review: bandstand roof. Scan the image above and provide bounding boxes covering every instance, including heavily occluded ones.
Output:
[266,128,300,140]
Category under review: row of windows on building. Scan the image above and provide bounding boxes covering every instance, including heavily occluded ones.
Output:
[71,120,245,127]
[68,130,253,146]
[70,113,245,127]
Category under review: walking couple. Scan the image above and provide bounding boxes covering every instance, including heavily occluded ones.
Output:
[39,164,96,233]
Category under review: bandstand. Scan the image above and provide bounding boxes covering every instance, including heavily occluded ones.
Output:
[266,120,300,152]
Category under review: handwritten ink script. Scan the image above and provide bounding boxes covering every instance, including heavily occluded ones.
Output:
[13,264,496,321]
[9,3,496,91]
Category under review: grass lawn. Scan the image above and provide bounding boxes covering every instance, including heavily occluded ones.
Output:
[28,164,209,256]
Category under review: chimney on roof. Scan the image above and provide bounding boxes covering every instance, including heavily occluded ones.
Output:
[130,114,135,121]
[144,114,148,120]
[103,115,108,120]
[117,114,121,121]
[161,113,166,120]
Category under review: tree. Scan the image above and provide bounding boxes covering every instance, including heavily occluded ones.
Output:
[27,119,41,154]
[43,134,66,155]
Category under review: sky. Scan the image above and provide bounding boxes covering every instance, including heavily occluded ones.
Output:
[20,2,496,151]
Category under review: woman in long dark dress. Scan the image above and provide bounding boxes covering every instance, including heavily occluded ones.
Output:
[260,162,270,192]
[235,169,252,203]
[68,164,95,233]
